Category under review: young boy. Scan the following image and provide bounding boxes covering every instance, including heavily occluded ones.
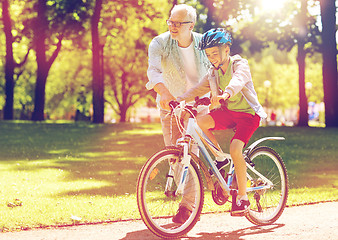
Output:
[177,28,267,216]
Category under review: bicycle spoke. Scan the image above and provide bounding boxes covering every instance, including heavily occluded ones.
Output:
[137,149,204,238]
[245,146,288,225]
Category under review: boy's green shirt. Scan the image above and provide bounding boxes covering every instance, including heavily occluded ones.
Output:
[219,60,255,115]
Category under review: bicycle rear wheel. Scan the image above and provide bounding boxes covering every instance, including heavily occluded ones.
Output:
[246,146,288,225]
[137,148,204,239]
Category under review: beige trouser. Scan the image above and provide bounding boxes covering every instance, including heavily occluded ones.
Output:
[160,109,202,211]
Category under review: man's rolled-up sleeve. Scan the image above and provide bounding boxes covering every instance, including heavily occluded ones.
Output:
[146,39,165,90]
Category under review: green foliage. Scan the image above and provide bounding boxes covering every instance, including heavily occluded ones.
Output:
[46,43,92,119]
[0,0,333,121]
[13,59,36,119]
[102,0,170,121]
[194,0,321,55]
[0,0,94,120]
[20,0,92,43]
[305,53,323,103]
[244,44,324,110]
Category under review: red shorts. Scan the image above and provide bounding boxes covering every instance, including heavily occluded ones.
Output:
[209,108,260,145]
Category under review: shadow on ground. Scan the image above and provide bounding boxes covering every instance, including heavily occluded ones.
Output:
[121,223,285,240]
[0,122,164,197]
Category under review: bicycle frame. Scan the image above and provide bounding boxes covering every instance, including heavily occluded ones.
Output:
[168,103,285,197]
[185,118,230,192]
[138,100,288,239]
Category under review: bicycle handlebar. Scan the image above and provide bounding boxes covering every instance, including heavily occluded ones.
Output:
[169,96,228,118]
[168,100,180,109]
[194,96,211,107]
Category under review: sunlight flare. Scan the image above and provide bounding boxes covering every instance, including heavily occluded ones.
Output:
[260,0,288,12]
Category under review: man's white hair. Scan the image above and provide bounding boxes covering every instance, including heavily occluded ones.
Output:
[171,4,197,23]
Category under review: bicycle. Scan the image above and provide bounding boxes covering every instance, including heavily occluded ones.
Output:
[136,97,288,239]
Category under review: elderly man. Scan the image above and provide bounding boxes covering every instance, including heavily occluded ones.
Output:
[146,4,210,223]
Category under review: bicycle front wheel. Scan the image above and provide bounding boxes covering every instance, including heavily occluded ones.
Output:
[246,146,288,225]
[137,148,204,239]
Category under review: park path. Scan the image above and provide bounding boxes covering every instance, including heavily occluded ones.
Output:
[1,201,337,240]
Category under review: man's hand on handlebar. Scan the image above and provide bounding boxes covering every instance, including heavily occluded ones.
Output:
[169,100,179,109]
[159,93,176,111]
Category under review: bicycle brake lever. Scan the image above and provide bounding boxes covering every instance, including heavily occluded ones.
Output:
[219,99,228,108]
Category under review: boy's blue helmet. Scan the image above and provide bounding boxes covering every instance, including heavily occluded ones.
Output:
[198,28,232,50]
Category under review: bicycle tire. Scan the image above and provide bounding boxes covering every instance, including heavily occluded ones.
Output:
[137,148,204,239]
[245,146,288,225]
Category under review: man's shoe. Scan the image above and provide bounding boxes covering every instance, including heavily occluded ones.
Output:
[172,206,191,224]
[231,199,250,217]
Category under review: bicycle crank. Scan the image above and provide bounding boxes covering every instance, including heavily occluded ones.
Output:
[212,181,229,205]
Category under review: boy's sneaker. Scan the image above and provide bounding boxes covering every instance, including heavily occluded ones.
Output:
[231,198,250,217]
[208,158,229,175]
[172,206,191,224]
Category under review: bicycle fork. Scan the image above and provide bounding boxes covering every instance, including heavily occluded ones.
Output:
[175,142,191,195]
[164,141,191,197]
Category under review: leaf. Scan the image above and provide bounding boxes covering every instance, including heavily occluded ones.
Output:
[70,215,82,221]
[7,199,23,208]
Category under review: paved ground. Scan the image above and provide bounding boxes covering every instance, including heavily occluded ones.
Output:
[1,202,337,240]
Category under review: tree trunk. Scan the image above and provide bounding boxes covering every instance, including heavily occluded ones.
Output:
[170,0,178,11]
[297,42,309,127]
[2,0,15,120]
[201,0,217,31]
[91,0,104,124]
[296,0,309,127]
[32,0,48,121]
[119,106,127,123]
[320,0,338,127]
[32,71,48,121]
[31,0,62,121]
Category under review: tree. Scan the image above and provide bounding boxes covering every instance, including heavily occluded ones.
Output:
[296,0,310,126]
[199,0,218,31]
[2,0,15,120]
[319,0,338,127]
[105,38,153,122]
[28,0,91,121]
[44,46,93,121]
[246,0,320,127]
[91,0,104,123]
[1,0,30,120]
[102,0,168,122]
[31,0,63,121]
[197,0,322,126]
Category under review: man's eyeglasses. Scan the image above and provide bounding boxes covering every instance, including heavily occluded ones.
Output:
[166,20,192,28]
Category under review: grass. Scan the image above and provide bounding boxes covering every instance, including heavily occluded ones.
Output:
[0,121,337,232]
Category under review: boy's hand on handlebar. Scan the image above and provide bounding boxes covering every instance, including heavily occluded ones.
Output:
[211,93,230,106]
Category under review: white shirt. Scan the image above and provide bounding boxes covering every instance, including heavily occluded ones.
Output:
[146,31,210,108]
[179,42,199,92]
